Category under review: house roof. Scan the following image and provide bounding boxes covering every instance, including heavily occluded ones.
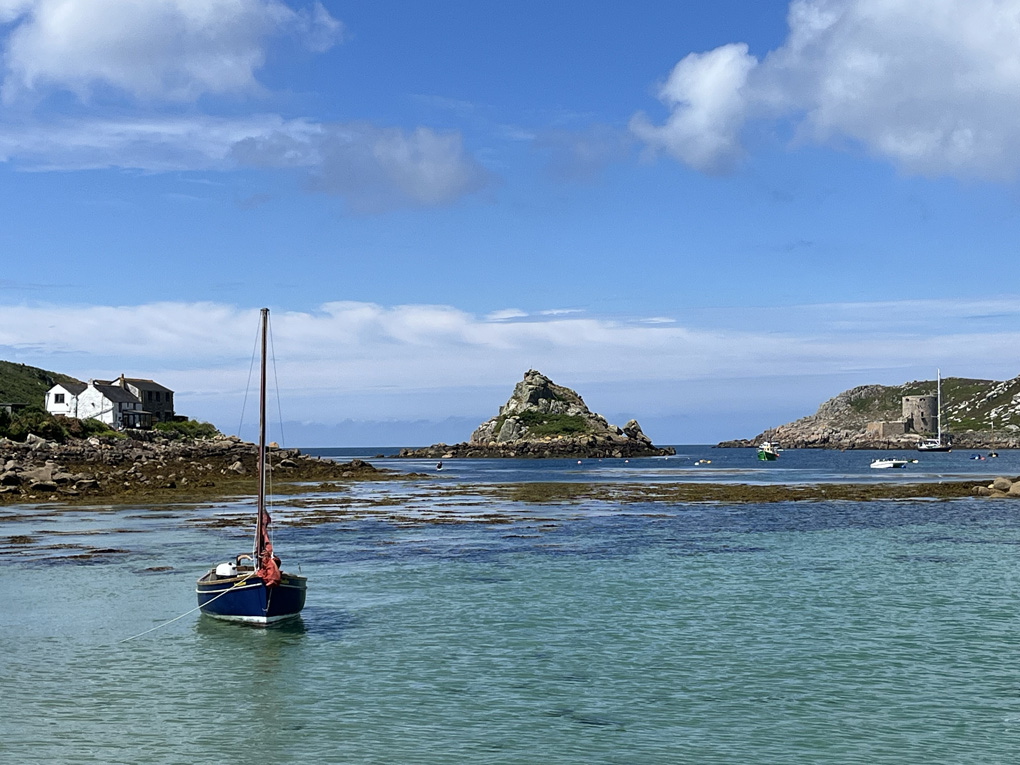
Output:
[94,377,173,393]
[92,384,141,404]
[51,382,87,396]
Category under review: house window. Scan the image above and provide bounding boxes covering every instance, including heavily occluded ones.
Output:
[54,393,65,404]
[147,391,153,401]
[155,392,161,402]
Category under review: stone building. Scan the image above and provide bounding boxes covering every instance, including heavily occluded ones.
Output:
[902,395,938,434]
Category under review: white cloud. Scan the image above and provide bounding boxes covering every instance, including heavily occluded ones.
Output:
[631,42,758,173]
[4,297,1020,436]
[0,114,491,211]
[233,121,493,213]
[486,309,528,321]
[2,295,1020,394]
[0,114,315,170]
[634,0,1020,180]
[0,0,342,102]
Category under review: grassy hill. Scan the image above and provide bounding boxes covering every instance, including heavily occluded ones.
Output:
[752,374,1020,448]
[830,376,1020,433]
[0,361,82,408]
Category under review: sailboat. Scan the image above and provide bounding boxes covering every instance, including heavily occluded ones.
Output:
[196,308,307,624]
[917,369,952,452]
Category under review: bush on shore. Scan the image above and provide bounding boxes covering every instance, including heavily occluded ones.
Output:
[153,419,220,439]
[0,407,76,443]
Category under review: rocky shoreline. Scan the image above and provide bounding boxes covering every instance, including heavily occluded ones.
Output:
[0,433,393,505]
[717,433,1020,450]
[399,433,675,460]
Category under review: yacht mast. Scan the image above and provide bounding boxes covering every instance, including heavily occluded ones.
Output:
[936,368,942,442]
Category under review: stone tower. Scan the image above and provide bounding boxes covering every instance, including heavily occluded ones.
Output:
[902,395,937,434]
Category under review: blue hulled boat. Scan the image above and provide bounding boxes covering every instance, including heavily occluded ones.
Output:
[196,563,306,625]
[196,307,306,625]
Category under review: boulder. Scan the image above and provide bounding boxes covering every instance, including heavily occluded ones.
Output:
[20,465,54,484]
[991,477,1013,492]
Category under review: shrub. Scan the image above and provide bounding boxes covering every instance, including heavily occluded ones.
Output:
[516,410,590,436]
[154,419,220,439]
[4,407,69,443]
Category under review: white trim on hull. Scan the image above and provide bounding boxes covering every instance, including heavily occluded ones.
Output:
[199,611,302,625]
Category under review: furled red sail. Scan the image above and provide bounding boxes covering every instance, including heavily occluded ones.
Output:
[256,506,281,587]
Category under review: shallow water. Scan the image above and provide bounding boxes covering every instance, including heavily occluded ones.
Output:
[311,444,1017,485]
[3,470,1020,763]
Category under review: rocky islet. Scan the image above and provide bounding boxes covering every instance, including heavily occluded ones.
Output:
[399,369,675,459]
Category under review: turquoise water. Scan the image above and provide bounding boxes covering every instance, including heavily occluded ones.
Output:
[314,445,1017,485]
[3,479,1020,762]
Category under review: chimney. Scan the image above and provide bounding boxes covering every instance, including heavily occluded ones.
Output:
[119,374,126,388]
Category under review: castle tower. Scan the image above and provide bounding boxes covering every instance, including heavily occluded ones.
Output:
[902,395,938,434]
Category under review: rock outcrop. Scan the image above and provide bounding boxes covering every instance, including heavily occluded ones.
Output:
[720,375,1020,450]
[399,370,675,459]
[974,476,1020,498]
[0,433,382,504]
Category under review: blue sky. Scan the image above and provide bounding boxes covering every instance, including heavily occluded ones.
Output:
[3,0,1020,446]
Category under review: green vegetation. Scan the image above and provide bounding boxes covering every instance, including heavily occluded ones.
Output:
[154,419,220,439]
[0,407,122,443]
[831,375,1020,435]
[516,410,590,435]
[0,360,81,408]
[491,410,592,438]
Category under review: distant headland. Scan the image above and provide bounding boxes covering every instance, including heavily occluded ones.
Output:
[399,369,675,459]
[719,375,1020,450]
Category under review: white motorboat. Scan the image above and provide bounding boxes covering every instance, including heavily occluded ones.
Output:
[870,457,907,469]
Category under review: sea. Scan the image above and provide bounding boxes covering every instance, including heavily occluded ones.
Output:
[3,446,1020,764]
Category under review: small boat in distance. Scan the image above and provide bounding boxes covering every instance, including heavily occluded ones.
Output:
[757,441,779,461]
[917,369,952,452]
[196,308,307,625]
[871,457,907,469]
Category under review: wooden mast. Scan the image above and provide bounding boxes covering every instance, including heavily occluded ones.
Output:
[254,307,268,561]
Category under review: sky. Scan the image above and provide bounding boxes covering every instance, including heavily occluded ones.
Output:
[3,0,1020,446]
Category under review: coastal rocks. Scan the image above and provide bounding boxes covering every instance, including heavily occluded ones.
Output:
[725,375,1020,451]
[0,434,385,505]
[400,370,674,459]
[973,476,1020,498]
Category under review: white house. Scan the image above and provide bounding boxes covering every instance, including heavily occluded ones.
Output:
[45,382,87,418]
[93,376,175,423]
[44,376,170,429]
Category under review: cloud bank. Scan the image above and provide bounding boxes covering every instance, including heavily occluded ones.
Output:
[3,297,1020,398]
[633,0,1020,180]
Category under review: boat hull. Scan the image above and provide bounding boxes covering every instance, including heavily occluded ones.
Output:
[871,459,907,469]
[196,570,307,625]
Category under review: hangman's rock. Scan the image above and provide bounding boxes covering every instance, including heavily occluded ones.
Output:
[398,370,675,459]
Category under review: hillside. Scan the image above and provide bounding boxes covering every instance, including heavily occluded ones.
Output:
[0,361,81,408]
[726,374,1020,449]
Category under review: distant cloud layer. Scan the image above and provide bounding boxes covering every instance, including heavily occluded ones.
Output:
[633,0,1020,180]
[3,298,1020,403]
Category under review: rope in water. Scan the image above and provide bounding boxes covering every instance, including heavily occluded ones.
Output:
[119,571,258,643]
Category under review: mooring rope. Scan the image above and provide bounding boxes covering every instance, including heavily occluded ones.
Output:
[118,571,258,643]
